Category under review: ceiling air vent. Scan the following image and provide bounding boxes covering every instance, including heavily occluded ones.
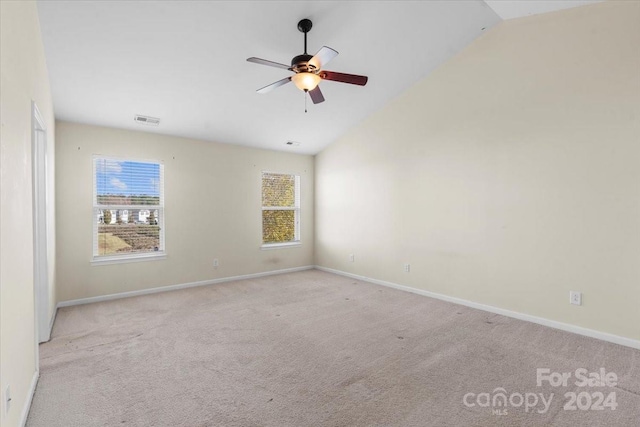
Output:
[134,115,160,126]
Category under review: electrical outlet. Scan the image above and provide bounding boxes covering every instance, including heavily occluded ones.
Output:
[349,254,355,262]
[4,385,11,415]
[570,291,582,306]
[213,258,219,268]
[404,263,410,273]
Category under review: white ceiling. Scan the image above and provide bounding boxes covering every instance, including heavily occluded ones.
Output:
[485,0,602,20]
[36,1,597,155]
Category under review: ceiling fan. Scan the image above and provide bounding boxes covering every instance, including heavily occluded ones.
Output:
[247,19,368,105]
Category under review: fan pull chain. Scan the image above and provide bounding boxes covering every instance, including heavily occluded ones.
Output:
[305,90,308,113]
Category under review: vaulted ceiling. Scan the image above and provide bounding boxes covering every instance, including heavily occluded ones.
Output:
[37,1,600,155]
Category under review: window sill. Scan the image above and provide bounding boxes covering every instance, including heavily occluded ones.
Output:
[260,242,301,250]
[91,252,167,266]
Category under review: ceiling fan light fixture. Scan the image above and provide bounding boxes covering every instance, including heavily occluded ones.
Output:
[247,19,367,104]
[291,72,321,91]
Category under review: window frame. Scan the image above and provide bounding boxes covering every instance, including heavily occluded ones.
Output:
[91,156,166,265]
[261,171,301,249]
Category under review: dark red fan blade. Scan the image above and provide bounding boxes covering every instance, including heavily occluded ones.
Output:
[320,71,368,86]
[247,57,291,70]
[308,46,338,70]
[257,77,292,94]
[309,86,325,104]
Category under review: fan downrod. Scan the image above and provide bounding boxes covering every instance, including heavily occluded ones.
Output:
[292,18,314,68]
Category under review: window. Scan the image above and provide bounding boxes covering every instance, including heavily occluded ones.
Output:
[262,172,300,247]
[93,157,164,262]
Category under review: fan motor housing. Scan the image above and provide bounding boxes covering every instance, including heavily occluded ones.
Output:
[291,54,315,72]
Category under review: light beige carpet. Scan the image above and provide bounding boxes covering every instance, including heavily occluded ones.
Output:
[27,270,640,426]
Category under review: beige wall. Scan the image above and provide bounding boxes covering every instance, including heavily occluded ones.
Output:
[55,121,314,302]
[315,1,640,341]
[0,1,56,426]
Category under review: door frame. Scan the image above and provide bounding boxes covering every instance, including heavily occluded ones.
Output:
[32,101,50,347]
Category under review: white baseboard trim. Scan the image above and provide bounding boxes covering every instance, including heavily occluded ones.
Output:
[19,370,39,427]
[315,266,640,350]
[57,265,315,308]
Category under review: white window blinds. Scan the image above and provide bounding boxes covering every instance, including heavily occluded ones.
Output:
[93,157,165,259]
